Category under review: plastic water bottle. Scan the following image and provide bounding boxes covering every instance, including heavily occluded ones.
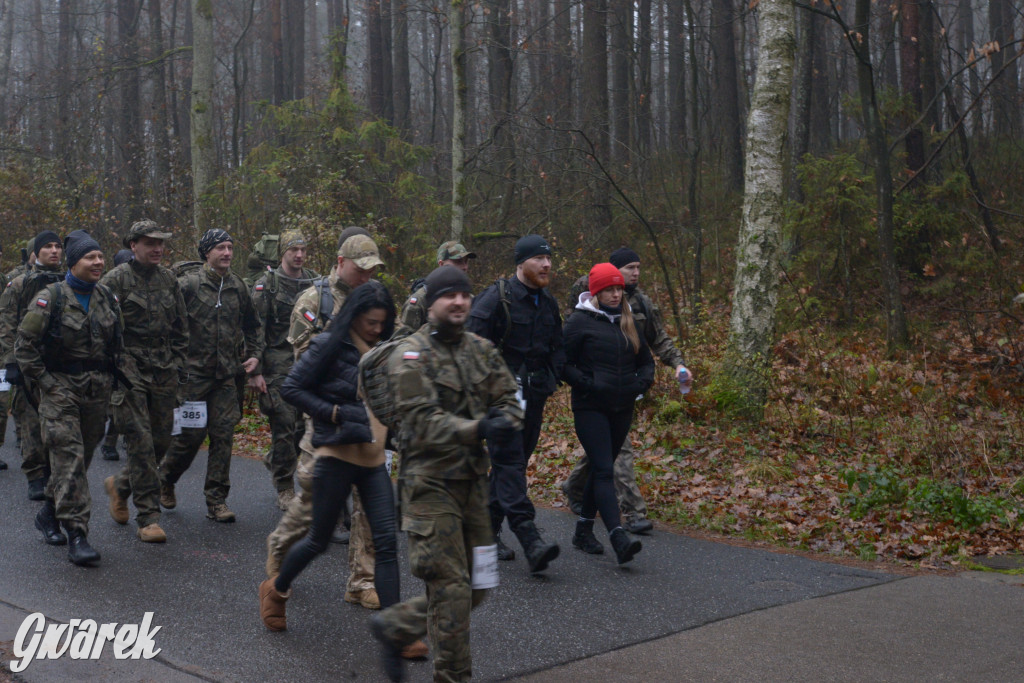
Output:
[677,366,692,395]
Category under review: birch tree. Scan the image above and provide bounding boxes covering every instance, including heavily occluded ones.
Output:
[725,0,795,417]
[191,0,215,231]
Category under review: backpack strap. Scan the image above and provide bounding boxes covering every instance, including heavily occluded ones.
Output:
[496,278,513,352]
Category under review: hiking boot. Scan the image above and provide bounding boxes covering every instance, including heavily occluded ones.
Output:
[34,503,66,546]
[105,476,129,524]
[369,614,405,682]
[0,458,6,471]
[624,515,653,535]
[345,588,381,610]
[276,488,296,511]
[66,529,101,566]
[513,520,560,574]
[572,520,604,555]
[27,477,46,501]
[207,503,236,523]
[159,482,176,509]
[101,444,120,461]
[400,639,429,660]
[258,578,289,631]
[560,479,583,516]
[610,527,642,565]
[495,532,516,561]
[137,523,167,543]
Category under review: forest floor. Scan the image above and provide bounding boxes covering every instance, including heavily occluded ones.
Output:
[234,289,1024,572]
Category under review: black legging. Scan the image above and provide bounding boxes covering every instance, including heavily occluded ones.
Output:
[275,457,399,607]
[574,408,634,532]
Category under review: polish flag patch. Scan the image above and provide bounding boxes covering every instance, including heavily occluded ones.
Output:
[255,284,264,291]
[303,310,316,322]
[36,298,48,307]
[409,297,418,304]
[403,351,421,360]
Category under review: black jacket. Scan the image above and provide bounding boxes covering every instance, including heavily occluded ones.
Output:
[281,329,372,448]
[562,295,655,412]
[467,275,565,397]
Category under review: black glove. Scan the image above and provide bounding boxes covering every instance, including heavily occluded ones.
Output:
[477,409,516,444]
[4,362,23,387]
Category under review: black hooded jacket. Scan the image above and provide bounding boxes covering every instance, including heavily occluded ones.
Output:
[281,281,394,448]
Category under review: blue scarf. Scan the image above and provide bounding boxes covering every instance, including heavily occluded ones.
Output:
[65,271,97,293]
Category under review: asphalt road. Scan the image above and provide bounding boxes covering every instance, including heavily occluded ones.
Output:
[0,418,895,681]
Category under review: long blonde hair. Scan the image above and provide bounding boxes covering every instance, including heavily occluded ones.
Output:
[620,298,641,354]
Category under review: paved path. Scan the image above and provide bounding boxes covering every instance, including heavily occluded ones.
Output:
[0,420,1020,681]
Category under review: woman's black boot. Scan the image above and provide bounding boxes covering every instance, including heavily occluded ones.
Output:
[572,520,604,555]
[610,527,641,565]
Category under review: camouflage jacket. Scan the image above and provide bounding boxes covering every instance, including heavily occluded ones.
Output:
[288,269,353,358]
[99,260,189,384]
[388,321,522,480]
[178,265,263,380]
[0,265,65,364]
[395,282,428,339]
[567,275,684,369]
[4,263,29,289]
[14,280,123,395]
[252,266,319,377]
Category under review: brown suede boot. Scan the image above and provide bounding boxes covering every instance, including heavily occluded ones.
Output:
[259,578,289,631]
[401,639,429,660]
[105,476,129,525]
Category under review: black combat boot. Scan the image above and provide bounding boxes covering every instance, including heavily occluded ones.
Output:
[66,529,101,567]
[495,532,516,561]
[34,502,66,546]
[27,477,46,501]
[513,520,560,574]
[609,527,642,565]
[369,615,405,682]
[572,519,604,555]
[101,443,120,461]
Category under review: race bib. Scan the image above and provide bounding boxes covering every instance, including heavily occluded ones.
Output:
[172,401,208,435]
[0,368,9,392]
[471,544,499,589]
[514,376,526,411]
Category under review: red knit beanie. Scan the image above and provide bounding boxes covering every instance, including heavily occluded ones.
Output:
[588,262,625,296]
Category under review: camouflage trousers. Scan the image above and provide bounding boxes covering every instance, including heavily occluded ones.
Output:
[265,418,375,592]
[160,375,240,507]
[11,385,48,484]
[257,375,299,493]
[38,374,111,534]
[564,438,648,520]
[376,475,491,683]
[111,371,176,528]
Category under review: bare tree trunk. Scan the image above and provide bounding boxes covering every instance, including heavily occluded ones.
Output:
[958,0,983,134]
[636,0,653,161]
[852,0,909,348]
[392,0,411,135]
[667,0,686,157]
[790,5,814,203]
[725,0,795,417]
[684,0,703,320]
[0,0,17,136]
[287,0,305,99]
[119,0,145,221]
[711,0,743,192]
[487,0,516,225]
[988,0,1019,137]
[582,0,611,225]
[609,0,630,165]
[449,0,468,240]
[271,0,285,104]
[191,0,216,232]
[899,0,926,177]
[56,0,76,166]
[148,0,172,207]
[368,0,393,121]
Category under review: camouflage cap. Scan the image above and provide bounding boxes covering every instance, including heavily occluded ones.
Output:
[340,234,385,270]
[437,240,476,262]
[280,230,306,250]
[124,219,173,248]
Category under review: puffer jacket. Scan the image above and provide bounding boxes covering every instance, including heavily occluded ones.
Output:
[562,292,655,412]
[280,328,372,448]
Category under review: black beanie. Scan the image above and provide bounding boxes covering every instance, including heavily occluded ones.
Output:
[337,226,371,252]
[64,230,102,269]
[514,234,552,265]
[424,265,472,308]
[609,247,641,269]
[33,230,61,254]
[198,229,232,259]
[114,249,134,266]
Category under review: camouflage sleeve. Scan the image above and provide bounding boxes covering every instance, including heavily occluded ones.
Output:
[239,281,264,374]
[389,343,482,447]
[566,274,589,315]
[169,278,189,373]
[0,278,21,362]
[481,342,524,428]
[396,286,427,338]
[641,293,685,368]
[288,286,319,359]
[13,286,55,392]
